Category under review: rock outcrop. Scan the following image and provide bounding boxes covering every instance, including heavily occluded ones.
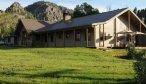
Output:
[5,2,34,19]
[25,1,73,23]
[6,2,26,15]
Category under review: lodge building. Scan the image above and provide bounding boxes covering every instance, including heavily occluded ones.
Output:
[14,8,146,48]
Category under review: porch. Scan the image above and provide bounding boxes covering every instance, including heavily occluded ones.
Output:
[33,26,96,48]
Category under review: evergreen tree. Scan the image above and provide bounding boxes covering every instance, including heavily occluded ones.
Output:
[133,7,138,14]
[136,8,146,24]
[73,2,99,18]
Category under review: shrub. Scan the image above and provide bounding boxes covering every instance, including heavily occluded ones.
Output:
[127,41,136,59]
[126,41,146,84]
[133,51,146,84]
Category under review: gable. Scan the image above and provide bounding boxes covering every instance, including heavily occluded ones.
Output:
[35,8,128,32]
[20,19,51,32]
[99,8,146,29]
[15,20,27,34]
[17,8,145,33]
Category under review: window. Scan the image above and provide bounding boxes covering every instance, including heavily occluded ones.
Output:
[36,34,40,41]
[100,32,104,41]
[57,32,62,39]
[76,32,81,41]
[50,34,54,42]
[44,35,47,42]
[66,32,70,38]
[84,32,86,41]
[88,31,91,41]
[100,32,106,41]
[8,37,11,43]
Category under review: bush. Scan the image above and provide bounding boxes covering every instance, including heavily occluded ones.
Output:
[133,51,146,84]
[126,41,146,84]
[127,41,136,59]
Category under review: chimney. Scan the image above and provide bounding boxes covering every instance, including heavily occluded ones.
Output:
[63,13,72,23]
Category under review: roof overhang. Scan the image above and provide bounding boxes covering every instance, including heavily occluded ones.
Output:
[92,22,107,26]
[92,8,146,29]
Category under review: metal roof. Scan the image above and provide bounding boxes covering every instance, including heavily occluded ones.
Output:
[19,8,128,33]
[20,19,51,32]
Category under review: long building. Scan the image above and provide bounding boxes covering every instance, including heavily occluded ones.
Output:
[14,8,146,48]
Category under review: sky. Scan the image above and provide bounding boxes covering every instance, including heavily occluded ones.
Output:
[0,0,146,12]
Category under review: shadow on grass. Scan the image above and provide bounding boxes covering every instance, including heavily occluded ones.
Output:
[0,69,136,84]
[62,76,135,84]
[0,46,48,50]
[27,69,76,78]
[26,69,135,84]
[0,80,30,84]
[0,46,81,50]
[0,46,39,50]
[115,55,133,60]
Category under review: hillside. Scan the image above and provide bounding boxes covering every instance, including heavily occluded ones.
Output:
[0,1,73,38]
[5,2,34,19]
[25,1,73,23]
[0,48,135,83]
[0,2,35,38]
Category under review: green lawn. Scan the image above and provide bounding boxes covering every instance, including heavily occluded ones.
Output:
[0,47,135,84]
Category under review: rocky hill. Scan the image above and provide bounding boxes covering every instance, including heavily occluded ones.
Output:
[5,1,73,23]
[0,1,73,38]
[5,2,34,19]
[25,1,73,23]
[0,2,34,38]
[6,2,26,14]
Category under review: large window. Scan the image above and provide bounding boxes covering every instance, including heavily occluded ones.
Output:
[76,32,81,41]
[88,30,91,41]
[36,34,40,41]
[84,32,86,41]
[57,32,62,39]
[100,32,106,41]
[44,34,47,42]
[50,34,54,42]
[66,32,70,38]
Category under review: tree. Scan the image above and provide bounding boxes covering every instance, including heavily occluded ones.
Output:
[133,7,138,14]
[73,2,99,18]
[0,13,17,38]
[135,8,146,24]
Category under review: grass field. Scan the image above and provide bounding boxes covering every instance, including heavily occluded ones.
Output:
[0,47,136,84]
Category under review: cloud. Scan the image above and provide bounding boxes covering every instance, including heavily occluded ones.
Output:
[99,7,107,12]
[94,5,107,12]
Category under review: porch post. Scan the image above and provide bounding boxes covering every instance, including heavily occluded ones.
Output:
[40,33,42,46]
[54,32,56,47]
[63,30,65,47]
[86,28,88,47]
[99,24,101,47]
[103,24,105,47]
[47,33,49,47]
[114,18,117,47]
[74,29,76,47]
[128,11,131,30]
[25,33,28,46]
[94,27,97,48]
